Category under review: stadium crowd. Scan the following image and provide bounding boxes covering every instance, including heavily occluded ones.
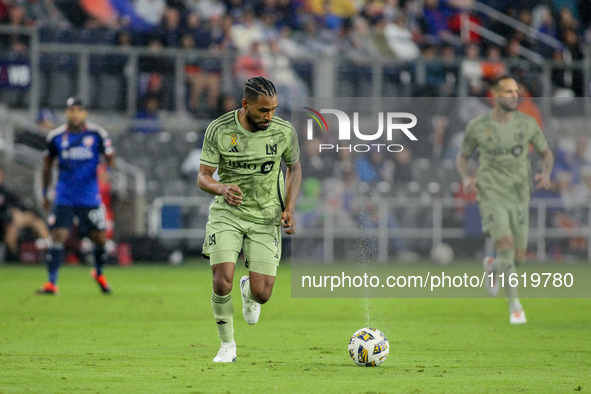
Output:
[1,0,590,114]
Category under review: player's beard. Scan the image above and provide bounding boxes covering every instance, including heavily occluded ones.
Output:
[246,110,270,131]
[499,98,518,112]
[68,120,85,132]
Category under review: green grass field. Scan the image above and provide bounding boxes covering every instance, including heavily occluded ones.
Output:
[1,260,590,393]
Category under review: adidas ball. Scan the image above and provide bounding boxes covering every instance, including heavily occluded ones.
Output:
[348,327,389,367]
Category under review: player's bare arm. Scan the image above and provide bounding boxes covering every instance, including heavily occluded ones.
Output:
[41,156,54,211]
[281,160,302,235]
[534,145,554,190]
[455,150,478,194]
[105,155,116,170]
[197,164,243,207]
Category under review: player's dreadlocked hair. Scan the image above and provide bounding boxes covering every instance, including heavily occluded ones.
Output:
[243,76,277,101]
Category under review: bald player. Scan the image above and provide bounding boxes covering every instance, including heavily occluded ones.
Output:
[456,75,554,324]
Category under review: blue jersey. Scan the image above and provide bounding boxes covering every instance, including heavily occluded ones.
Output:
[44,122,115,207]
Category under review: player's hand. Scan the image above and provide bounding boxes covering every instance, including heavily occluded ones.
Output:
[42,196,52,211]
[463,177,479,195]
[535,172,551,190]
[281,211,296,235]
[220,184,243,207]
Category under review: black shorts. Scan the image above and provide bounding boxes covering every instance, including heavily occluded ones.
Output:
[48,205,106,236]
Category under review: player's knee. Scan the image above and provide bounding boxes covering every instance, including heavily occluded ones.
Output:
[212,281,232,296]
[495,236,514,250]
[252,288,272,304]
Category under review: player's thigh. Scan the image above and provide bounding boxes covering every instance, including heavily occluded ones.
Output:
[203,213,245,267]
[243,223,281,277]
[479,201,513,243]
[74,206,106,237]
[509,202,529,252]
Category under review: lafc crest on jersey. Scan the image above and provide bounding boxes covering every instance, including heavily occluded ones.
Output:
[229,134,239,153]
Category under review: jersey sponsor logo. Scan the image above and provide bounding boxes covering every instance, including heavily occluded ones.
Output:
[260,161,274,174]
[228,160,256,170]
[61,147,94,160]
[229,146,239,153]
[266,143,277,155]
[511,145,523,157]
[60,134,69,148]
[514,130,524,141]
[83,136,94,146]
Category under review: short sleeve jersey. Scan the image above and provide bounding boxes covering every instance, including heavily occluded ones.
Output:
[461,111,547,203]
[200,110,300,225]
[44,122,115,207]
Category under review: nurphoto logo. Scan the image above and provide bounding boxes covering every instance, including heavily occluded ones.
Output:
[303,107,418,153]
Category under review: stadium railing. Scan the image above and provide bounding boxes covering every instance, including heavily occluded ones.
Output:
[147,196,591,262]
[1,25,591,119]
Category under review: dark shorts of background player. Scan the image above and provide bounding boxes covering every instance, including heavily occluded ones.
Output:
[48,205,106,236]
[202,206,281,277]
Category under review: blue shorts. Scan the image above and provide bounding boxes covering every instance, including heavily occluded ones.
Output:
[48,205,106,236]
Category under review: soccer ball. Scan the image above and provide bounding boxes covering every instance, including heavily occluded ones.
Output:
[348,327,389,367]
[430,242,454,266]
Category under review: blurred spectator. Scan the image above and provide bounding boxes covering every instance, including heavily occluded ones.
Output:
[158,7,182,47]
[0,0,8,23]
[0,166,50,258]
[80,0,120,29]
[570,138,590,185]
[131,94,161,133]
[422,44,446,92]
[371,17,395,57]
[393,147,413,183]
[355,149,394,184]
[233,41,267,84]
[531,5,557,58]
[480,45,506,82]
[421,0,453,44]
[209,93,237,119]
[185,12,211,48]
[262,39,308,115]
[187,0,226,20]
[181,33,221,116]
[276,26,304,57]
[574,166,591,203]
[138,35,174,104]
[440,44,458,95]
[301,138,334,180]
[134,0,166,29]
[296,18,338,55]
[561,28,584,97]
[208,14,234,51]
[461,43,482,88]
[230,8,264,52]
[556,7,578,44]
[517,82,543,128]
[382,13,420,60]
[318,0,344,31]
[260,11,279,42]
